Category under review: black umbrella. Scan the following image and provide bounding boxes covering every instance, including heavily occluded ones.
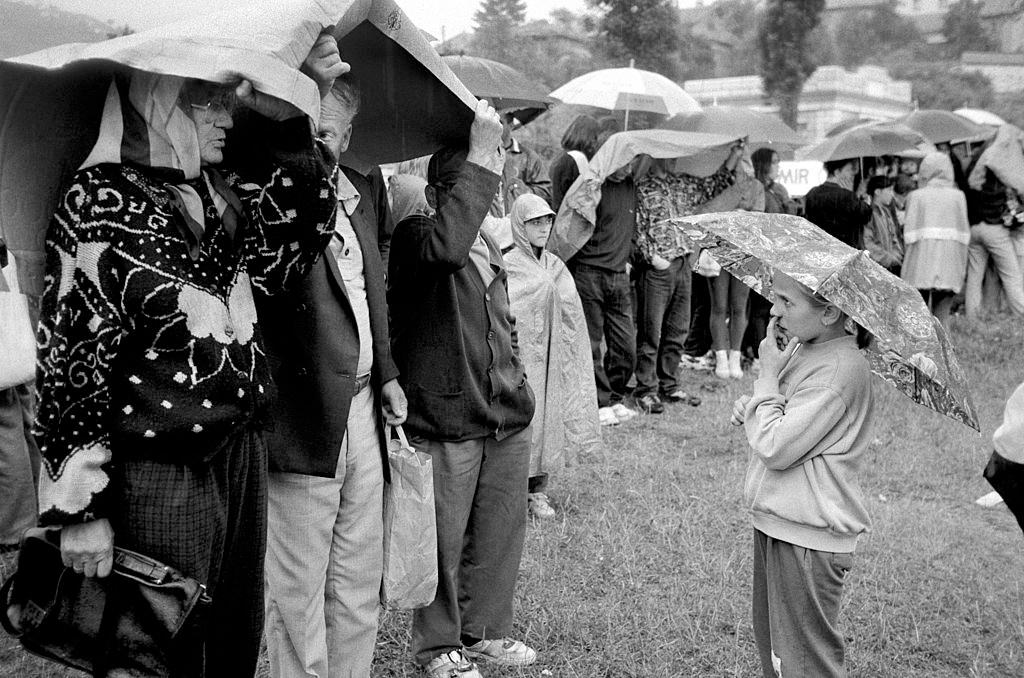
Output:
[441,54,556,124]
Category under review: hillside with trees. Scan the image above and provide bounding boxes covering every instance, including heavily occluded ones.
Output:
[0,1,125,58]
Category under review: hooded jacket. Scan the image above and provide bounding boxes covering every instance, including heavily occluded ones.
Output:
[904,153,970,246]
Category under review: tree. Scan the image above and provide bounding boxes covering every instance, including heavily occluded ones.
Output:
[588,0,680,77]
[471,0,528,64]
[833,4,921,69]
[758,0,825,127]
[943,0,995,57]
[890,63,994,110]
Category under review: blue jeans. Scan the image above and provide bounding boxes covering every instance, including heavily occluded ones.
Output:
[570,263,636,407]
[635,257,691,397]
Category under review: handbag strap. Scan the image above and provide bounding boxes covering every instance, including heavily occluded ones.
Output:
[388,424,410,449]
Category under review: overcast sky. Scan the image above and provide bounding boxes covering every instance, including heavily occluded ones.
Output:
[42,0,707,40]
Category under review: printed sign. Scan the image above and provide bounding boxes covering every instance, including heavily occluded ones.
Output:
[776,161,827,197]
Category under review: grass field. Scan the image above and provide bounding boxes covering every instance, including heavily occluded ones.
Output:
[3,313,1023,677]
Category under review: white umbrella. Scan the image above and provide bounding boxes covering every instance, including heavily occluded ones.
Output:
[549,63,700,130]
[954,108,1007,127]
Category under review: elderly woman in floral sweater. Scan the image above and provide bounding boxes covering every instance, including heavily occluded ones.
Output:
[31,38,345,676]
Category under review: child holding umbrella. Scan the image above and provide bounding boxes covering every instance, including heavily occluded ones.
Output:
[731,274,874,678]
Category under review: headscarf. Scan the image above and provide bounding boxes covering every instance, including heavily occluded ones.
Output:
[80,71,244,260]
[968,124,1024,195]
[917,152,956,188]
[509,194,555,259]
[389,174,430,224]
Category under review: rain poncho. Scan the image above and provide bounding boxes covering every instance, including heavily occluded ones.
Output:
[505,195,600,477]
[901,152,970,291]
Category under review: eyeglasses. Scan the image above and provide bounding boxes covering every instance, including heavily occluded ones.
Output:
[182,86,237,115]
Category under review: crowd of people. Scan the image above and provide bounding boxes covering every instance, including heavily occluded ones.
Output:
[1,29,1023,678]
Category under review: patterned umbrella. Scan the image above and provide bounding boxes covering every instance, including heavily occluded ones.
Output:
[441,54,555,124]
[667,211,980,431]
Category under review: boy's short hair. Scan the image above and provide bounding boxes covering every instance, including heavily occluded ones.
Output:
[823,158,855,176]
[866,175,894,194]
[894,174,915,196]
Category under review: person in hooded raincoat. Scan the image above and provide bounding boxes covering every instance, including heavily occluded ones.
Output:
[901,152,970,327]
[505,194,600,519]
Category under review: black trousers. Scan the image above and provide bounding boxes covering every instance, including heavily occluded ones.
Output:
[569,263,636,407]
[106,427,267,677]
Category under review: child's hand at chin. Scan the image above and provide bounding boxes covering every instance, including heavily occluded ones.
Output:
[759,318,798,379]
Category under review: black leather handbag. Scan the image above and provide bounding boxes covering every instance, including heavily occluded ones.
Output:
[0,528,211,676]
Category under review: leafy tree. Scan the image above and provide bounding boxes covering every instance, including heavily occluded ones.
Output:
[471,0,528,64]
[758,0,826,127]
[676,27,717,80]
[833,3,921,69]
[943,0,995,57]
[891,63,994,110]
[587,0,680,77]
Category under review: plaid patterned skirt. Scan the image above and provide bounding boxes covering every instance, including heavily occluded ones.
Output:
[105,425,267,677]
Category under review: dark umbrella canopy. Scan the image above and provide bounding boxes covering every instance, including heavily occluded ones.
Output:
[797,122,933,162]
[662,106,804,148]
[441,54,555,124]
[898,109,994,144]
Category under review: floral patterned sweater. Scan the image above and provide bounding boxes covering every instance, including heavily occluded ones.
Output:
[634,166,734,263]
[34,118,337,526]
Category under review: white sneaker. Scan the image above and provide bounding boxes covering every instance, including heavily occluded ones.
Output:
[610,402,637,421]
[528,492,556,519]
[728,350,743,379]
[464,638,537,667]
[598,406,620,426]
[425,649,482,678]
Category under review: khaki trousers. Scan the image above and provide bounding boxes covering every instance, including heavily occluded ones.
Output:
[264,387,383,678]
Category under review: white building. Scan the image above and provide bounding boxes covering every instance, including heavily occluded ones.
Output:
[684,65,914,142]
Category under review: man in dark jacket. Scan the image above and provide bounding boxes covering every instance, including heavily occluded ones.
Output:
[258,76,407,678]
[389,100,538,678]
[804,158,872,249]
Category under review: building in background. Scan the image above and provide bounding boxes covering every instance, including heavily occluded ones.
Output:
[684,65,913,142]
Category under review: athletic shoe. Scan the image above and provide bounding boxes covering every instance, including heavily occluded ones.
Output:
[528,492,556,519]
[661,389,701,406]
[598,406,620,426]
[464,638,537,667]
[637,393,664,414]
[425,650,483,678]
[610,402,637,421]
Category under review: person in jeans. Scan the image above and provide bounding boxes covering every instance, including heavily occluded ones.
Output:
[388,101,538,678]
[632,148,742,412]
[567,160,639,426]
[965,125,1024,319]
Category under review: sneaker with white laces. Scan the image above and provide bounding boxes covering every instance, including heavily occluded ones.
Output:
[598,406,620,426]
[528,492,557,519]
[463,638,538,667]
[610,402,637,421]
[425,650,482,678]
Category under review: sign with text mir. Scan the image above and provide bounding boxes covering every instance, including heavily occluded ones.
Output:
[776,161,827,198]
